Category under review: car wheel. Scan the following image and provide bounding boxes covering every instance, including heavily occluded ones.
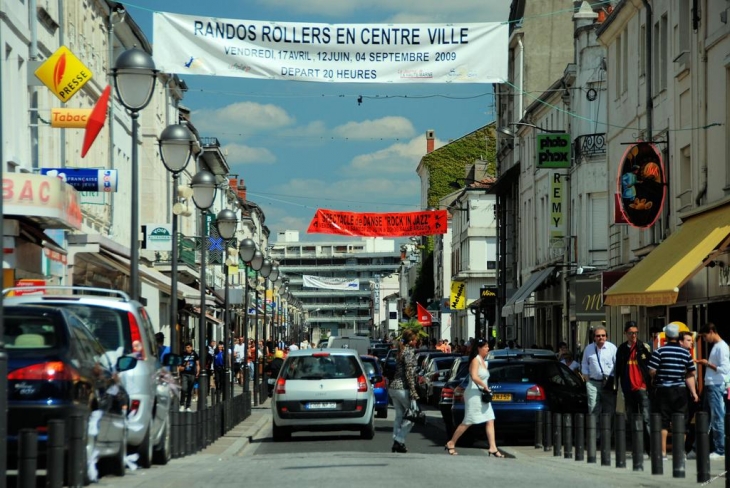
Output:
[360,415,375,440]
[136,423,153,469]
[376,408,388,419]
[272,420,291,442]
[153,421,171,465]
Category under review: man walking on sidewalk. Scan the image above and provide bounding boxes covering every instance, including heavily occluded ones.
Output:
[581,326,617,416]
[697,322,730,459]
[179,342,200,412]
[648,323,699,459]
[614,321,652,448]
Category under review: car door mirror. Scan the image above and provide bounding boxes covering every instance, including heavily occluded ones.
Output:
[117,356,138,372]
[164,353,183,367]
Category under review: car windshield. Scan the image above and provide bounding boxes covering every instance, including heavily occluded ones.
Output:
[282,355,362,380]
[5,315,59,349]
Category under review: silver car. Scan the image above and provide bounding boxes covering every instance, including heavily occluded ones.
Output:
[271,349,377,441]
[4,286,174,468]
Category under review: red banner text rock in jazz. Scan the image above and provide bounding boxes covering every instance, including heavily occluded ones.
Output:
[307,209,447,237]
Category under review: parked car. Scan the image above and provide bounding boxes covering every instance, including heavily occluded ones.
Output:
[418,356,457,405]
[271,349,377,441]
[426,355,468,407]
[487,348,558,360]
[5,304,136,482]
[438,357,471,438]
[451,358,587,444]
[5,286,175,467]
[360,355,389,418]
[380,348,398,381]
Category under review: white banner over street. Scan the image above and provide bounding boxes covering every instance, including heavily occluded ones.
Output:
[153,12,507,84]
[303,275,360,291]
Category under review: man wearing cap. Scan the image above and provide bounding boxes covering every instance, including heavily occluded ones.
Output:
[614,321,652,449]
[697,322,730,459]
[581,326,617,417]
[648,322,699,459]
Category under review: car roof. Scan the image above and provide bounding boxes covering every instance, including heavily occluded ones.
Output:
[286,348,360,357]
[3,286,141,310]
[489,348,557,358]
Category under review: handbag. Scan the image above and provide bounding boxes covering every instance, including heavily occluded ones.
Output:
[480,388,493,404]
[404,400,427,425]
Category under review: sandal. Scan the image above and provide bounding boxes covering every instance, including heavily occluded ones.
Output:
[488,449,505,458]
[444,444,458,455]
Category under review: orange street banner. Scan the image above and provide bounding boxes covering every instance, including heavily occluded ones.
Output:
[417,302,433,327]
[307,208,447,237]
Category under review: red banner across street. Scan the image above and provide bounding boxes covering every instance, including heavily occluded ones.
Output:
[306,208,448,237]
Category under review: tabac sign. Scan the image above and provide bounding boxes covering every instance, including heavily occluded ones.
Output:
[34,46,93,102]
[616,142,666,228]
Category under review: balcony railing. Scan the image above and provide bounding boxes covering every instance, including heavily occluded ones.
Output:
[574,133,606,162]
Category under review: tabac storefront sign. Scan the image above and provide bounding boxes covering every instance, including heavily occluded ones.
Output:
[616,142,666,228]
[3,174,82,230]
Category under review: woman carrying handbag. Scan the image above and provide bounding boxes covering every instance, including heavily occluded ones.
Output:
[444,338,504,457]
[388,329,420,453]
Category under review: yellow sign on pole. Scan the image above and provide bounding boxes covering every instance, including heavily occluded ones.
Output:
[50,108,92,128]
[450,281,466,310]
[34,46,92,102]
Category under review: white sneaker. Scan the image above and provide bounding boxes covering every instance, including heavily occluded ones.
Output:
[686,450,697,460]
[186,407,193,412]
[709,452,725,460]
[179,406,185,412]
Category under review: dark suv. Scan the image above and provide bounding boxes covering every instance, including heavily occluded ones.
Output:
[5,304,135,480]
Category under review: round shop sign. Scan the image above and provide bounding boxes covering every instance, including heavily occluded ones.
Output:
[616,142,666,228]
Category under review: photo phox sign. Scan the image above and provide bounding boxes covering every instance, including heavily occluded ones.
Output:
[153,12,507,84]
[307,209,447,237]
[616,142,666,228]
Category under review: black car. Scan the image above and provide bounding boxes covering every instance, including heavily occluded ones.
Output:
[6,305,135,482]
[451,358,587,444]
[380,348,398,381]
[418,356,458,405]
[438,356,471,438]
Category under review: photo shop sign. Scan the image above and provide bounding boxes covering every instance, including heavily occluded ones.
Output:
[616,142,666,228]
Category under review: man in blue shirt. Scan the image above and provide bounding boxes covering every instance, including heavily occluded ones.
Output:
[648,323,699,459]
[697,322,730,458]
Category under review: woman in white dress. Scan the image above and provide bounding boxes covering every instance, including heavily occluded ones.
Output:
[444,338,504,457]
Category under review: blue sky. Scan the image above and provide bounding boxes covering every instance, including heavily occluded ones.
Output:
[128,1,510,241]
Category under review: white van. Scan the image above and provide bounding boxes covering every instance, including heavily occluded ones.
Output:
[327,336,370,356]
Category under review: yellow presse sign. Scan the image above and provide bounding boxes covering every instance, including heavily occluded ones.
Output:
[450,281,466,310]
[35,46,92,102]
[50,109,92,128]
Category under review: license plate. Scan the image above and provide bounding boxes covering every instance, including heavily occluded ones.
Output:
[492,393,512,402]
[306,402,336,410]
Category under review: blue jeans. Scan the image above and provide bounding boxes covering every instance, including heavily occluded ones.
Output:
[705,385,726,455]
[390,388,414,444]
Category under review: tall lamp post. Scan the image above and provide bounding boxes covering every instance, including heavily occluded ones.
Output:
[159,124,194,355]
[216,208,237,401]
[191,170,217,411]
[250,248,264,405]
[259,258,272,401]
[269,265,280,343]
[238,238,257,394]
[112,47,158,302]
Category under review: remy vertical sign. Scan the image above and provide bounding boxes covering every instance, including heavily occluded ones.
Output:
[549,172,566,256]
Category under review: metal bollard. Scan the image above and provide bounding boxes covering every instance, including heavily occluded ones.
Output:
[671,413,685,478]
[586,414,597,463]
[18,428,38,488]
[67,414,86,488]
[650,413,663,475]
[563,414,573,459]
[575,413,585,462]
[47,419,65,488]
[553,412,562,457]
[695,412,710,483]
[535,410,544,449]
[632,413,644,472]
[543,410,552,451]
[600,413,611,466]
[185,409,192,455]
[615,413,626,468]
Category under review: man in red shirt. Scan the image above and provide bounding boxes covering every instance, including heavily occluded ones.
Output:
[614,321,652,448]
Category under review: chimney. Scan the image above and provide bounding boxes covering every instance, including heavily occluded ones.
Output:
[426,129,435,153]
[231,178,246,201]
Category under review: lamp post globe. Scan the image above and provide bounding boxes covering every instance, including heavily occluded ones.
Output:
[239,238,256,263]
[190,171,217,210]
[269,265,279,282]
[260,258,272,279]
[216,208,238,240]
[159,124,194,174]
[112,48,158,111]
[250,249,264,271]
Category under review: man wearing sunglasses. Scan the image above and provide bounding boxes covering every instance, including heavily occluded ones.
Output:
[581,326,617,416]
[614,321,652,449]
